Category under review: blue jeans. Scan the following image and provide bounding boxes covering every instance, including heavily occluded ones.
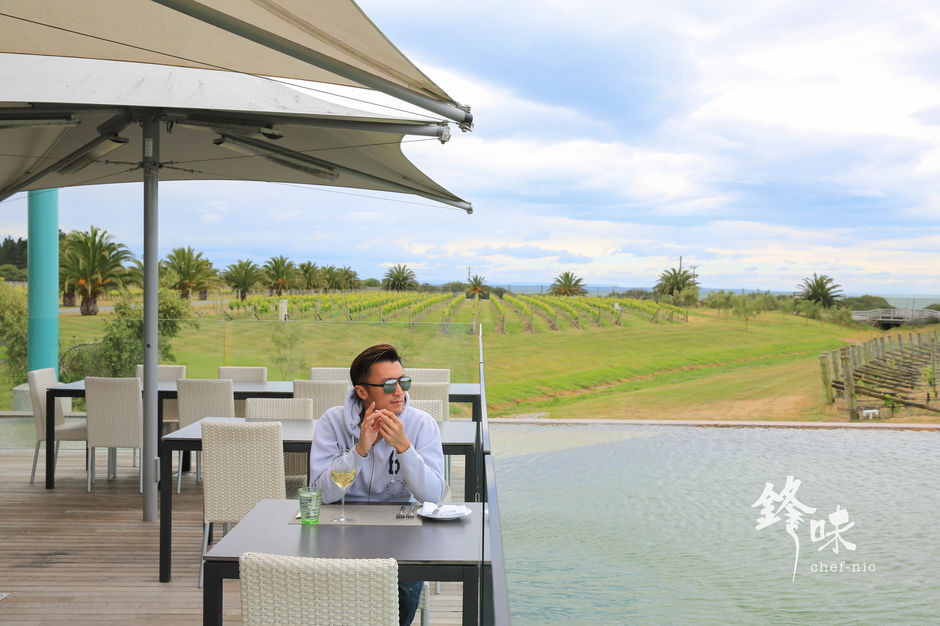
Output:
[399,580,423,625]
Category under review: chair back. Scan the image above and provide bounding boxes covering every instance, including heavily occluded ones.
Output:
[28,368,69,439]
[136,364,186,381]
[218,366,267,383]
[245,398,314,478]
[202,420,285,524]
[404,367,451,383]
[292,380,350,418]
[85,377,143,449]
[409,399,445,423]
[244,397,314,421]
[239,552,398,626]
[177,379,235,429]
[309,366,349,383]
[407,381,450,421]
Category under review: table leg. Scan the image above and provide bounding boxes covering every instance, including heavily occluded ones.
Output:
[159,442,173,582]
[462,564,480,626]
[45,389,55,489]
[464,451,475,502]
[202,560,223,626]
[472,396,482,422]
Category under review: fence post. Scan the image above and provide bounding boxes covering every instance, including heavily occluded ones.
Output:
[932,334,938,395]
[830,350,843,398]
[841,347,857,420]
[819,354,834,403]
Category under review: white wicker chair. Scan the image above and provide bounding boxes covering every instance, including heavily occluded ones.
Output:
[404,368,451,384]
[309,366,349,383]
[27,368,87,484]
[219,366,267,417]
[176,379,235,494]
[409,399,444,424]
[406,382,450,421]
[201,420,285,587]
[239,552,398,626]
[245,397,315,492]
[136,364,185,433]
[218,366,267,382]
[85,377,143,493]
[292,379,351,418]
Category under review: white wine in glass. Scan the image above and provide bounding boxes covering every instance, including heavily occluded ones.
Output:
[330,449,357,523]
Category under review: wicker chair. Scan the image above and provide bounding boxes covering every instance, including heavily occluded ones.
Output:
[176,379,235,494]
[244,397,315,493]
[309,366,349,383]
[85,377,143,493]
[201,420,285,587]
[27,368,87,484]
[292,379,351,419]
[408,399,444,424]
[406,381,450,421]
[136,364,185,434]
[239,552,398,626]
[219,366,267,417]
[404,368,451,384]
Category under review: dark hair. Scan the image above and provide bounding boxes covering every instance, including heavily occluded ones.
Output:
[350,344,402,386]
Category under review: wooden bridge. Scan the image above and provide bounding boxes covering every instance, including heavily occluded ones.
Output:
[851,308,940,328]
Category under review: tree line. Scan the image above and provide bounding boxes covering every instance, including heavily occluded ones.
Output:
[1,227,905,318]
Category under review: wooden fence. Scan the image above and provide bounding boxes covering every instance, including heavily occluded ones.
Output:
[819,329,939,419]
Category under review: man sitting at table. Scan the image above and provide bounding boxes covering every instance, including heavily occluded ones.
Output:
[310,343,445,626]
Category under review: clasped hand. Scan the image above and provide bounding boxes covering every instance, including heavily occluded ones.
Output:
[356,401,410,456]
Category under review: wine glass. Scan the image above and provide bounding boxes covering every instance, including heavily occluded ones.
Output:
[330,449,357,523]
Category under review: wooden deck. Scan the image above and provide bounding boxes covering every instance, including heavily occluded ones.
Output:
[0,447,466,624]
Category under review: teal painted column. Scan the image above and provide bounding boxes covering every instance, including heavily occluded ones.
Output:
[27,188,59,374]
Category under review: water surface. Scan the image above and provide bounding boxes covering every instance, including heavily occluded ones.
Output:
[490,424,940,625]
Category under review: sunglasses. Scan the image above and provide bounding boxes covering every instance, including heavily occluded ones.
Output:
[358,376,412,394]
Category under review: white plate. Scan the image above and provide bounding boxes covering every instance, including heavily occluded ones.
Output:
[416,508,471,521]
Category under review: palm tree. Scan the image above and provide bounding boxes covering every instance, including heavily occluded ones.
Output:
[223,259,261,300]
[60,226,133,315]
[798,273,843,308]
[467,274,488,296]
[298,261,322,291]
[123,259,144,290]
[549,271,586,296]
[654,266,698,302]
[339,265,360,290]
[382,264,418,291]
[161,246,215,299]
[263,255,296,296]
[321,265,343,291]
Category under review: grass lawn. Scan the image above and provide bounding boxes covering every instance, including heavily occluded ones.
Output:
[10,294,938,423]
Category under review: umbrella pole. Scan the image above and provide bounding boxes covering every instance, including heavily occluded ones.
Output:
[142,115,160,522]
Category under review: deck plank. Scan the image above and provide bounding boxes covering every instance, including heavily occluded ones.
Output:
[0,448,466,624]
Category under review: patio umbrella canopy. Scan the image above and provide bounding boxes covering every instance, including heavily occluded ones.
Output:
[0,0,472,125]
[0,54,469,209]
[0,0,473,521]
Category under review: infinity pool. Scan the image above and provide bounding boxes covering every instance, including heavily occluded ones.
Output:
[489,424,940,625]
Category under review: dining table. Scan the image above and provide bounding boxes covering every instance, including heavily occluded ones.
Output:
[44,379,483,489]
[202,498,490,625]
[158,416,484,583]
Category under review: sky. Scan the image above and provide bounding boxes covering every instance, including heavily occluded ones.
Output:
[3,0,940,294]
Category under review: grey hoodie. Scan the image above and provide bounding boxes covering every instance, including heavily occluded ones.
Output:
[309,390,445,505]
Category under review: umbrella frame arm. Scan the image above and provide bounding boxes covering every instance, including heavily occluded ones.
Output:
[0,113,131,202]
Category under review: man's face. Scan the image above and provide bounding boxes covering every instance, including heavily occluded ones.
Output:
[355,359,406,415]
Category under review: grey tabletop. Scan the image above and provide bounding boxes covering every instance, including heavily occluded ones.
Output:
[205,499,489,565]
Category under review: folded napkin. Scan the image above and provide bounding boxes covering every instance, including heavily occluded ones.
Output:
[420,502,471,516]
